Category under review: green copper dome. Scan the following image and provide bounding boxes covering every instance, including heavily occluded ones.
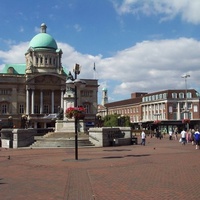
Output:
[29,33,58,50]
[29,24,57,50]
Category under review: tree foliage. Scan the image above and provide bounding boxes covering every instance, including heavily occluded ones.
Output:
[103,114,130,127]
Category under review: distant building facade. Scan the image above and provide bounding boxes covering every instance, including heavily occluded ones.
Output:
[105,89,200,131]
[0,23,98,128]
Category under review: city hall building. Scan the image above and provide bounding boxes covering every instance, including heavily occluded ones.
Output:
[0,23,98,128]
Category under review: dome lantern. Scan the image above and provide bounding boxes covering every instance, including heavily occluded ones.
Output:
[41,23,47,33]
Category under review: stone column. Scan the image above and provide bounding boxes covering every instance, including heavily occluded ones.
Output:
[51,90,54,113]
[26,89,30,115]
[40,90,43,114]
[31,89,35,114]
[61,89,64,109]
[177,102,180,120]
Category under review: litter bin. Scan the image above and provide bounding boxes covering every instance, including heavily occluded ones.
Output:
[132,137,138,145]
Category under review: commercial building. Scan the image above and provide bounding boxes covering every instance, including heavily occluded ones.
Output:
[105,89,200,132]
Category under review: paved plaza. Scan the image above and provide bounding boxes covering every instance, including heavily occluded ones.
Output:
[0,136,200,200]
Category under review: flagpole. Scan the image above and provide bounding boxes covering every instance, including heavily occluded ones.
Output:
[93,62,96,79]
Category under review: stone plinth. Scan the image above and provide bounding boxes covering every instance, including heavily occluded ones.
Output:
[88,127,132,147]
[1,128,37,148]
[55,119,85,133]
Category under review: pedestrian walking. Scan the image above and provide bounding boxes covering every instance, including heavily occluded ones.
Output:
[141,130,146,146]
[194,129,200,150]
[186,129,191,143]
[156,129,162,140]
[174,128,178,140]
[169,130,173,140]
[180,128,187,145]
[191,129,195,145]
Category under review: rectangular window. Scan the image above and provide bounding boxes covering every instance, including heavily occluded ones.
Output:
[173,103,177,109]
[149,96,152,101]
[34,105,39,114]
[169,106,173,113]
[0,89,11,95]
[19,104,24,114]
[173,112,177,120]
[172,93,177,98]
[43,105,49,114]
[156,94,159,100]
[81,90,93,97]
[142,97,145,102]
[187,102,192,109]
[194,105,198,112]
[180,102,185,109]
[187,92,192,98]
[163,93,167,98]
[84,104,89,114]
[179,93,184,98]
[1,104,7,114]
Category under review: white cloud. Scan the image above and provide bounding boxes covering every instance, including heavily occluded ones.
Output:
[1,38,200,102]
[96,37,200,96]
[113,0,200,24]
[58,42,102,78]
[0,42,28,64]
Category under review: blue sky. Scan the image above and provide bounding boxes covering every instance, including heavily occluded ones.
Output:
[1,0,200,104]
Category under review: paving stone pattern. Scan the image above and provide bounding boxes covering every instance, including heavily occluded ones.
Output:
[0,136,200,200]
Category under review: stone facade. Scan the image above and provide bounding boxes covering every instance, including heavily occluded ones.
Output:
[0,23,98,129]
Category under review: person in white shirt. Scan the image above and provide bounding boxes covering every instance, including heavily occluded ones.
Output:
[181,128,187,145]
[141,131,146,146]
[169,130,173,140]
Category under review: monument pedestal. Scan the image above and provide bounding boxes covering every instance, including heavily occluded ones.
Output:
[55,118,85,133]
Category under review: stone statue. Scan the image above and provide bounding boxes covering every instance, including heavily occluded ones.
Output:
[57,106,63,120]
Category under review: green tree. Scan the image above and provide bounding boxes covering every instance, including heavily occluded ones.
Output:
[103,114,130,127]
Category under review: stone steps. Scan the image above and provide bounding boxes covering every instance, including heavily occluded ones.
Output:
[30,132,94,148]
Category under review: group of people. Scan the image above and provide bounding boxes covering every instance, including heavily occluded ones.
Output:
[180,128,200,149]
[140,127,200,150]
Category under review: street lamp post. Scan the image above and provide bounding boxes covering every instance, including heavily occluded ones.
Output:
[66,64,86,160]
[181,74,190,130]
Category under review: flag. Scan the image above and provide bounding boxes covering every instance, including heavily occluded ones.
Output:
[93,63,96,71]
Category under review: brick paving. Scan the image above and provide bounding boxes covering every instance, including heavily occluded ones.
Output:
[0,136,200,200]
